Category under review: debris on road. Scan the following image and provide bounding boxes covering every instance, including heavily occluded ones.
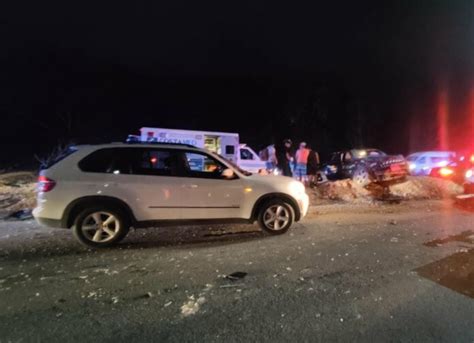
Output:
[180,295,206,317]
[219,284,244,289]
[225,272,247,281]
[5,209,33,221]
[424,230,474,247]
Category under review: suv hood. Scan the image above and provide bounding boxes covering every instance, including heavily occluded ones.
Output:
[246,173,296,186]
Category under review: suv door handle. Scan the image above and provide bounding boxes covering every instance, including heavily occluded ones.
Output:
[182,184,198,189]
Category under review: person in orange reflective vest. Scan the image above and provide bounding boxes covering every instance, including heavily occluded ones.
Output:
[295,142,310,183]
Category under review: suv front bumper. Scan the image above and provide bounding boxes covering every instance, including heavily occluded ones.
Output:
[297,193,310,219]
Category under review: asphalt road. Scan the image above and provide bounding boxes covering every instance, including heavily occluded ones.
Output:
[0,200,473,342]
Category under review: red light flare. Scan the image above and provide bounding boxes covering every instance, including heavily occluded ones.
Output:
[435,86,456,223]
[468,87,474,151]
[439,167,454,177]
[436,89,449,150]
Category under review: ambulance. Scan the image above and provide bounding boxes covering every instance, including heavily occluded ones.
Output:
[133,127,266,173]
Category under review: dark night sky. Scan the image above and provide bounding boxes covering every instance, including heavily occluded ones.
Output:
[1,1,474,167]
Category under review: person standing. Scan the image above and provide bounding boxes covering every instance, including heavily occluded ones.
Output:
[306,145,320,187]
[266,144,278,171]
[295,142,310,183]
[277,139,293,177]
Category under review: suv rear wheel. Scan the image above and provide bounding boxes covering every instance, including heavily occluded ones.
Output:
[72,207,130,248]
[258,199,295,235]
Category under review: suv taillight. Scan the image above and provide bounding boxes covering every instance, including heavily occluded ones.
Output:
[38,175,56,192]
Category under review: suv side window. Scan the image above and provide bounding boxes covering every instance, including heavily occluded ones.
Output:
[184,151,226,179]
[130,149,185,176]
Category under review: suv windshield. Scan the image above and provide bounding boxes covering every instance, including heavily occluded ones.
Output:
[352,149,386,158]
[210,152,252,176]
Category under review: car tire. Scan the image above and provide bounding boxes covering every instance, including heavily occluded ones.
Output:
[352,166,372,187]
[72,207,130,248]
[257,199,295,235]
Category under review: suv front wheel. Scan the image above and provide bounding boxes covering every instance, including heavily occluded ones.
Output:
[73,207,130,248]
[258,199,295,235]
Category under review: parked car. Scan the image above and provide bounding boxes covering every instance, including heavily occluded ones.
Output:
[461,152,474,193]
[429,163,463,183]
[406,151,456,176]
[464,167,474,193]
[429,151,474,184]
[322,149,408,186]
[33,142,309,247]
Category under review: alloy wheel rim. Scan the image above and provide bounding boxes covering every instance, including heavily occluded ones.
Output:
[263,205,290,231]
[354,170,369,185]
[82,212,120,243]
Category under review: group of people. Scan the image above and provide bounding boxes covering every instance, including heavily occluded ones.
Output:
[260,139,320,186]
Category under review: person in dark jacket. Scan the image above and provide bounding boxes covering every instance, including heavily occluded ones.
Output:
[276,139,293,177]
[306,146,320,187]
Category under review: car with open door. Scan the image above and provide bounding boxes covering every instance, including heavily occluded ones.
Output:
[322,149,408,186]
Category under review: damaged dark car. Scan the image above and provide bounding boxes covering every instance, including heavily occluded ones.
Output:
[322,149,408,186]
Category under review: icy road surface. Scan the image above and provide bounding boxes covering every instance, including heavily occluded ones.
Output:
[0,200,473,342]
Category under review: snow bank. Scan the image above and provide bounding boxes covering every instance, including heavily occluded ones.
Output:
[0,172,36,215]
[312,176,463,203]
[312,179,373,203]
[388,177,462,200]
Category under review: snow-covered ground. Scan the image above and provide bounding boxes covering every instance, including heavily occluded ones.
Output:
[310,176,463,204]
[0,199,473,342]
[0,172,36,217]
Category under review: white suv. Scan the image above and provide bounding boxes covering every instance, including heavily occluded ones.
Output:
[33,143,309,247]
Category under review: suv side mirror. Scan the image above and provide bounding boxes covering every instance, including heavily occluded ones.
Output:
[221,168,235,179]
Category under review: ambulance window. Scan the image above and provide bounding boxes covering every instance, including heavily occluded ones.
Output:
[225,145,235,155]
[240,149,254,160]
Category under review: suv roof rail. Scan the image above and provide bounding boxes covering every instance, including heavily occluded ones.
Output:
[124,140,196,148]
